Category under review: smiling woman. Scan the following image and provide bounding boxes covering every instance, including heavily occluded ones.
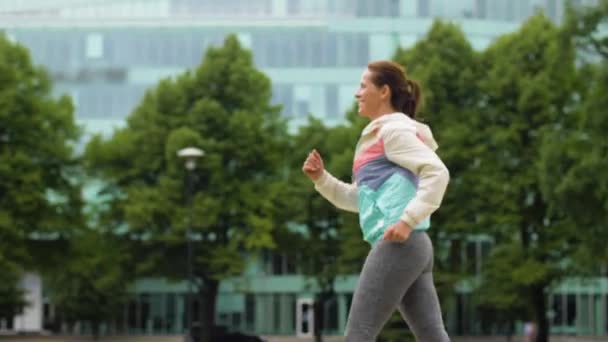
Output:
[302,60,450,341]
[358,60,423,120]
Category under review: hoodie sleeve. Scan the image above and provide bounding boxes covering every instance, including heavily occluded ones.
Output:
[313,170,359,213]
[381,121,450,228]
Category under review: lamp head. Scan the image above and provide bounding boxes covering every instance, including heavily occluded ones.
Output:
[177,147,204,170]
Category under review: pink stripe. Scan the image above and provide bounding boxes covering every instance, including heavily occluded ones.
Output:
[353,138,385,173]
[416,132,425,143]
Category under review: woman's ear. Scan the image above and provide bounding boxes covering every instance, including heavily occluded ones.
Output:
[381,84,391,100]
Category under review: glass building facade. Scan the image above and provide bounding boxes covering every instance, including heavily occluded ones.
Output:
[2,0,605,337]
[2,0,588,136]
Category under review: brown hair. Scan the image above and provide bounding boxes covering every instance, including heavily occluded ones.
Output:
[367,60,423,119]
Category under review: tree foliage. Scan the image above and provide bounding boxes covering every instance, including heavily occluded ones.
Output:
[540,0,608,270]
[466,14,577,341]
[84,34,289,341]
[0,32,81,319]
[46,232,133,338]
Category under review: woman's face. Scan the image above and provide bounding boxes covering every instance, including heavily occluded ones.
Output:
[355,68,388,119]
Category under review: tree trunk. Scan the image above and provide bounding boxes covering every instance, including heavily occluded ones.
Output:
[313,294,324,342]
[197,279,219,342]
[313,288,335,342]
[91,320,100,340]
[533,284,549,342]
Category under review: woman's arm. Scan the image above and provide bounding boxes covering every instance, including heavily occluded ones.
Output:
[314,170,359,213]
[383,122,450,228]
[303,149,359,213]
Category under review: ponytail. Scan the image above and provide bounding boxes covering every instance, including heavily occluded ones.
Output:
[402,79,422,119]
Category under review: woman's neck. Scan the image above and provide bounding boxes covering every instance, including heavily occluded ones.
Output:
[368,105,398,120]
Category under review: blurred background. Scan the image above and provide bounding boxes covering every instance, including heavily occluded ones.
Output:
[1,1,607,341]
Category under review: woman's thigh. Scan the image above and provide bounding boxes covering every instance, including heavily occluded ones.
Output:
[345,233,432,341]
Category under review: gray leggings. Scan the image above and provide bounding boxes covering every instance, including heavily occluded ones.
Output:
[345,231,450,342]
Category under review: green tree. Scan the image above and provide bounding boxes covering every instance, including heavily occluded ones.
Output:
[541,64,608,267]
[84,35,288,342]
[472,14,577,342]
[0,32,81,318]
[46,231,133,339]
[540,0,608,273]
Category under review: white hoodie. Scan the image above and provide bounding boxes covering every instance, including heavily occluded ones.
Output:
[314,113,450,244]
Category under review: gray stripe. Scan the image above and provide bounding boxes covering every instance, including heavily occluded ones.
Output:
[355,156,418,190]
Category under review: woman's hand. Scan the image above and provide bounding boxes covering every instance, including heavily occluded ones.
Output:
[302,149,325,182]
[383,220,413,242]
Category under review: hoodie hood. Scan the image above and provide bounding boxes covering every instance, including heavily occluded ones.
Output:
[361,113,439,151]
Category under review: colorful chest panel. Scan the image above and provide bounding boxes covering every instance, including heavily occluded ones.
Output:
[353,131,430,245]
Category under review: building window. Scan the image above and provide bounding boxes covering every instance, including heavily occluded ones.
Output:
[567,294,576,326]
[269,252,298,275]
[272,84,294,117]
[505,1,515,20]
[274,295,281,332]
[546,0,557,20]
[165,293,176,334]
[418,0,430,17]
[295,100,310,118]
[324,34,338,67]
[232,312,241,329]
[150,294,164,334]
[252,31,368,67]
[127,299,138,333]
[245,294,255,330]
[323,295,339,331]
[1,317,14,330]
[551,294,563,325]
[325,84,339,118]
[294,85,311,117]
[287,0,300,14]
[475,0,487,18]
[86,33,104,59]
[139,294,151,332]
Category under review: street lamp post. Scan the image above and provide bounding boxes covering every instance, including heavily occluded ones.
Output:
[177,147,204,342]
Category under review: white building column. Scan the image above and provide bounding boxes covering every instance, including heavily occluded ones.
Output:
[14,273,43,333]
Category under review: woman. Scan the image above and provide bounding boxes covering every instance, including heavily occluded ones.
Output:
[302,60,450,341]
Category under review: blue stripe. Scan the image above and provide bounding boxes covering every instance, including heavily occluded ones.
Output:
[357,174,430,246]
[355,156,418,191]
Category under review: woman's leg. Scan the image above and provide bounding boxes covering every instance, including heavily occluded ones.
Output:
[344,232,432,341]
[397,235,450,341]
